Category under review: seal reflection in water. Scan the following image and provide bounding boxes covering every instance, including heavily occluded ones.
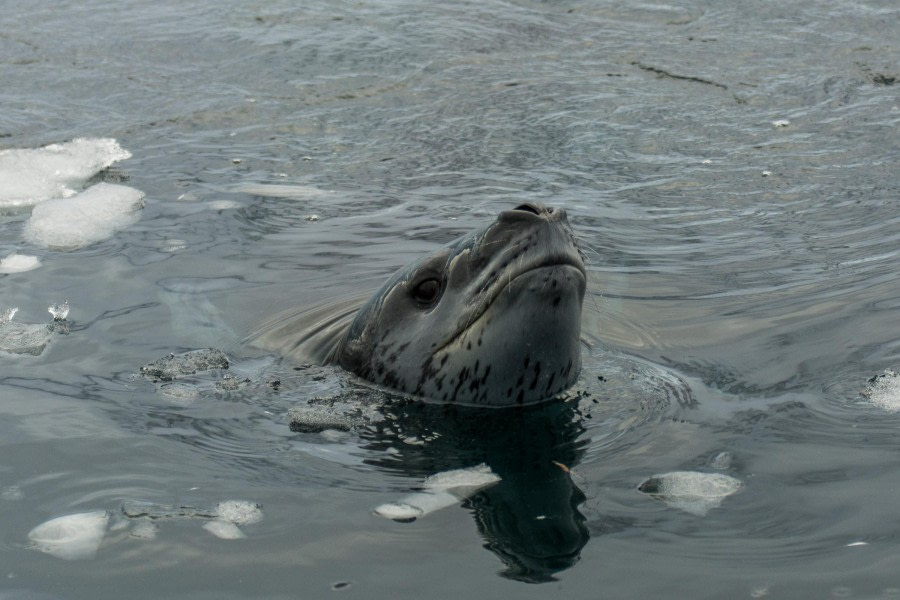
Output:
[329,202,586,406]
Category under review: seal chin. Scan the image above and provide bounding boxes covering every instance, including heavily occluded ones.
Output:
[424,264,585,406]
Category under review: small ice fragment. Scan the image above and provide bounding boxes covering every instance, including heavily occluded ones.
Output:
[373,502,425,522]
[0,320,53,355]
[48,301,69,321]
[1,307,17,325]
[207,200,240,210]
[374,464,501,522]
[202,520,245,540]
[846,541,868,547]
[761,170,772,177]
[231,158,242,164]
[139,348,230,381]
[701,159,712,164]
[24,182,145,250]
[215,500,262,525]
[861,369,900,412]
[28,511,109,560]
[305,214,320,222]
[130,521,158,540]
[0,253,41,274]
[423,463,501,492]
[159,238,188,253]
[772,119,790,128]
[638,471,742,516]
[709,451,733,470]
[0,138,131,210]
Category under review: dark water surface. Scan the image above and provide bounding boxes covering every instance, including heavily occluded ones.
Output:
[2,0,900,598]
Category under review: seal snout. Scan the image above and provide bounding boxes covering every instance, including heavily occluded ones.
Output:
[500,202,566,223]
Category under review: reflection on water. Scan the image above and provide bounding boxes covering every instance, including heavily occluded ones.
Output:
[361,400,589,582]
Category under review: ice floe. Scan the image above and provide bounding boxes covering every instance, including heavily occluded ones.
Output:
[0,138,131,211]
[0,307,53,356]
[0,252,41,273]
[24,182,145,250]
[28,511,110,560]
[374,464,501,522]
[638,471,742,516]
[861,369,900,412]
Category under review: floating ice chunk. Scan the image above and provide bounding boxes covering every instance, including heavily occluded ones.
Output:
[28,511,109,560]
[139,348,230,382]
[0,319,53,355]
[638,471,742,516]
[1,306,17,325]
[861,369,900,412]
[374,464,501,522]
[48,300,69,321]
[0,252,41,273]
[373,502,425,521]
[0,138,131,211]
[207,200,240,210]
[24,182,144,250]
[202,520,246,540]
[129,521,158,540]
[215,500,263,525]
[772,119,790,128]
[422,464,501,492]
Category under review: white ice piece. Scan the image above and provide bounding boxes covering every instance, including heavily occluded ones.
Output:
[0,138,131,210]
[48,300,69,321]
[861,369,900,412]
[28,511,109,560]
[639,471,742,516]
[215,500,263,525]
[202,520,246,540]
[24,182,145,250]
[0,252,41,273]
[374,464,501,521]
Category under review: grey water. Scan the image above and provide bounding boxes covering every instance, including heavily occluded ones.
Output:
[2,0,900,597]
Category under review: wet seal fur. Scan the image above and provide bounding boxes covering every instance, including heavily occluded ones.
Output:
[328,203,586,406]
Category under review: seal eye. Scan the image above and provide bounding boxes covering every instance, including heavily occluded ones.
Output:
[412,278,442,307]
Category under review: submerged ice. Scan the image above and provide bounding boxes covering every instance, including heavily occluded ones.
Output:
[28,511,110,560]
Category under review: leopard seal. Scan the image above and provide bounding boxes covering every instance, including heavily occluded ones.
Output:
[328,203,586,406]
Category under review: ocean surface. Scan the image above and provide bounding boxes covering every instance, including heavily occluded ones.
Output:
[2,0,900,598]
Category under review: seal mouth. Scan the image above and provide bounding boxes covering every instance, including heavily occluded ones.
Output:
[433,254,586,356]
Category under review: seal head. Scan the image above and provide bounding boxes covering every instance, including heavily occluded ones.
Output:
[329,203,586,406]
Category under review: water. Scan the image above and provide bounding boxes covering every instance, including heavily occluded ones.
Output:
[2,0,899,597]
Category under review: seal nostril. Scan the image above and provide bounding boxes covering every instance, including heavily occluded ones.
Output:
[513,203,541,215]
